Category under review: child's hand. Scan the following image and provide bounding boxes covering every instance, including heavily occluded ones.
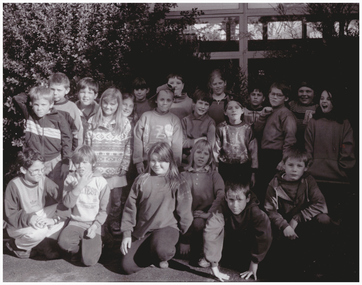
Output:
[211,266,230,282]
[193,210,210,220]
[136,162,145,174]
[29,215,43,229]
[261,107,273,117]
[35,217,55,229]
[240,261,258,280]
[276,160,284,171]
[85,224,97,239]
[283,226,299,240]
[179,243,191,255]
[121,237,132,255]
[76,169,93,189]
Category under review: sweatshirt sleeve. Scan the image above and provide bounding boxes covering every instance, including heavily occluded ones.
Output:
[4,181,35,228]
[250,206,272,263]
[62,174,81,208]
[293,176,328,223]
[72,106,84,147]
[120,119,132,172]
[304,119,315,158]
[281,112,297,154]
[208,172,225,215]
[339,120,356,170]
[264,181,290,231]
[92,183,110,228]
[175,178,193,234]
[171,117,183,166]
[181,117,194,149]
[253,113,268,136]
[207,119,216,149]
[203,212,225,267]
[58,114,73,161]
[246,126,258,169]
[133,115,146,165]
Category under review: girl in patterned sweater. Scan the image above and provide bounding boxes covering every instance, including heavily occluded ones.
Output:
[85,88,132,235]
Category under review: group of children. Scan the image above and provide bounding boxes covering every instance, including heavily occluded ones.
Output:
[4,69,356,280]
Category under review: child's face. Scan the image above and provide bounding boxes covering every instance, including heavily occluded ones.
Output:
[32,99,53,118]
[74,160,93,177]
[167,77,184,97]
[194,100,210,117]
[49,83,69,103]
[102,98,118,117]
[283,157,307,181]
[78,87,97,107]
[269,87,287,107]
[21,160,45,184]
[122,97,134,118]
[150,154,170,176]
[226,189,250,215]
[134,88,148,101]
[193,148,210,169]
[225,101,244,122]
[211,77,227,96]
[156,90,173,114]
[320,90,333,113]
[298,86,315,105]
[250,89,265,107]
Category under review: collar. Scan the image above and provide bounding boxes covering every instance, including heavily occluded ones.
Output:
[54,98,69,106]
[185,165,211,173]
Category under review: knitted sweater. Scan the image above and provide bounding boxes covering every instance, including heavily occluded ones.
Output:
[85,116,132,178]
[5,176,59,229]
[133,109,183,166]
[254,105,297,154]
[63,173,110,233]
[121,173,193,239]
[304,118,355,182]
[264,173,328,231]
[215,121,258,168]
[204,194,272,267]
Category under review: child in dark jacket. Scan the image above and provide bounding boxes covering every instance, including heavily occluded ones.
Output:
[203,180,272,281]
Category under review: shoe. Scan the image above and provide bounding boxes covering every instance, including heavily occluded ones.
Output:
[198,257,211,268]
[36,238,60,260]
[6,240,31,259]
[159,260,169,269]
[110,221,122,235]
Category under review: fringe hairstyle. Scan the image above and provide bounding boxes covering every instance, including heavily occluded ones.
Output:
[91,87,124,135]
[71,145,97,167]
[145,142,181,192]
[186,139,216,172]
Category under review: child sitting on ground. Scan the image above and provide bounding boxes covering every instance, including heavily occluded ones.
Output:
[202,180,272,281]
[120,142,193,274]
[181,88,216,165]
[5,149,66,260]
[179,140,224,265]
[58,145,110,266]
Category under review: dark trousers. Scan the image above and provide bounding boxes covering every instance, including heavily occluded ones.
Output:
[218,161,251,183]
[120,226,179,275]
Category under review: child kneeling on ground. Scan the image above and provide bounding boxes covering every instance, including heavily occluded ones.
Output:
[58,145,110,267]
[202,180,272,281]
[5,149,66,259]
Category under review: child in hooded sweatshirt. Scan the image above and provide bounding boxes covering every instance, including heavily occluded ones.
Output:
[202,180,272,282]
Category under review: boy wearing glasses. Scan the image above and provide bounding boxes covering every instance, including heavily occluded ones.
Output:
[254,82,297,205]
[5,149,65,259]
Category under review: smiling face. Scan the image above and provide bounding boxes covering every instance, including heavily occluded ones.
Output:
[269,87,287,108]
[211,77,227,96]
[319,90,333,114]
[193,148,210,169]
[32,98,53,118]
[102,98,118,117]
[149,154,170,176]
[49,83,69,103]
[226,189,250,215]
[167,77,184,97]
[78,87,97,107]
[134,88,149,101]
[249,89,265,107]
[225,101,243,123]
[74,159,93,177]
[21,160,45,184]
[122,97,134,118]
[283,157,307,181]
[298,86,315,106]
[194,100,210,117]
[156,90,174,114]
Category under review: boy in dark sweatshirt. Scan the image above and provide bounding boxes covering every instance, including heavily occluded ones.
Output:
[202,180,272,281]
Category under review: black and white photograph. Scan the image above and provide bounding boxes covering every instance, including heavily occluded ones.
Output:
[2,2,359,282]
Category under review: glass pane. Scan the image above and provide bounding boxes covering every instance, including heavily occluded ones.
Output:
[306,22,323,38]
[248,17,263,40]
[345,19,359,36]
[172,3,239,11]
[248,3,278,9]
[191,17,239,41]
[267,21,302,39]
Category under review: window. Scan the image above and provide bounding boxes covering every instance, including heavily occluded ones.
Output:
[248,17,263,40]
[306,22,323,38]
[267,21,302,39]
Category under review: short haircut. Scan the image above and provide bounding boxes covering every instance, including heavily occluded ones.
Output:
[225,180,251,198]
[76,77,99,94]
[269,81,290,98]
[17,148,45,170]
[132,77,149,90]
[208,69,226,88]
[29,86,54,103]
[248,85,266,97]
[186,139,216,171]
[282,145,312,167]
[192,88,213,105]
[157,88,174,99]
[48,72,70,88]
[223,95,244,111]
[167,72,184,83]
[71,145,97,166]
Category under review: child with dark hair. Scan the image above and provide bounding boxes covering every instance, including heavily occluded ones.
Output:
[58,145,110,266]
[5,149,65,260]
[181,88,216,163]
[120,142,193,274]
[202,180,272,281]
[244,85,266,126]
[132,77,152,120]
[215,96,258,186]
